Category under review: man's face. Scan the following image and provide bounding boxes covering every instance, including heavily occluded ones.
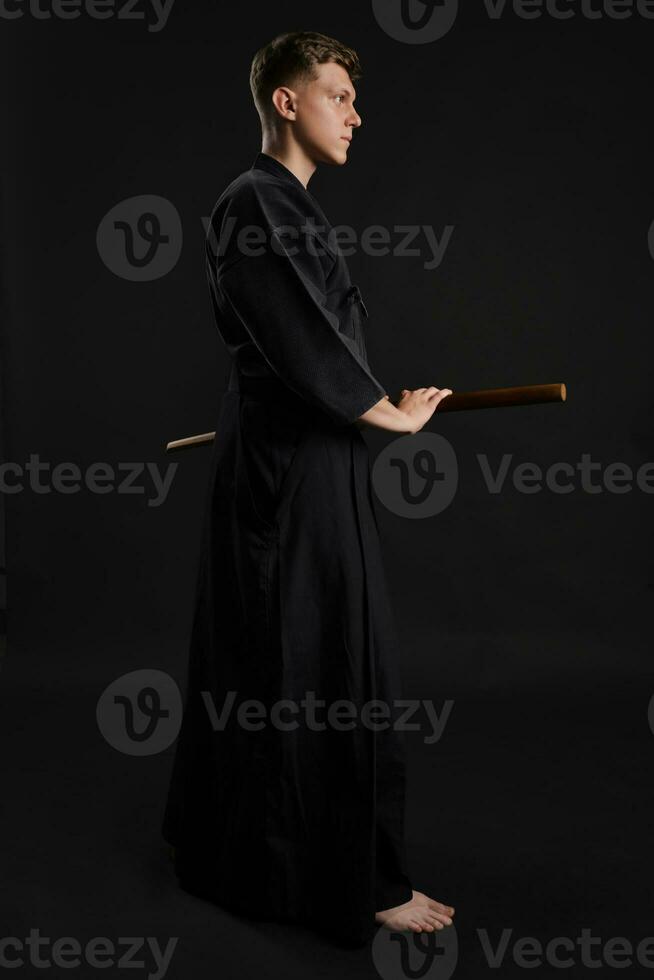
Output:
[292,61,362,165]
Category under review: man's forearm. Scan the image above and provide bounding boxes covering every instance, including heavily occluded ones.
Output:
[355,395,415,434]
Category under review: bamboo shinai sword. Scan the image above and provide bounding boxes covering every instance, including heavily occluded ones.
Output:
[165,382,567,452]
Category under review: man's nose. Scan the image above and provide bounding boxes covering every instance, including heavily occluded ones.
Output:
[348,110,362,129]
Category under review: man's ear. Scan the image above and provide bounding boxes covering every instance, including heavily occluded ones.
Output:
[271,86,297,121]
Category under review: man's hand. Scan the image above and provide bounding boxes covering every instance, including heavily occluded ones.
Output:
[356,387,453,433]
[395,386,453,434]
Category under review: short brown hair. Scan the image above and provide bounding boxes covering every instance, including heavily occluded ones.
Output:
[250,31,362,126]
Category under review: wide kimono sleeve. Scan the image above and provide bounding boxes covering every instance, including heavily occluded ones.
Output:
[212,184,388,427]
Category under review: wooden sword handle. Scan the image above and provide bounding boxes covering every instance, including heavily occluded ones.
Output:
[165,382,567,452]
[430,381,566,413]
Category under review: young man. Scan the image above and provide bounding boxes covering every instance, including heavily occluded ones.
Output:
[162,30,454,947]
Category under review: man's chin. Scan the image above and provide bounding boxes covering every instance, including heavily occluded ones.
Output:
[318,145,350,166]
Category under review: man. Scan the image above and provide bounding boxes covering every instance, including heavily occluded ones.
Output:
[162,29,454,947]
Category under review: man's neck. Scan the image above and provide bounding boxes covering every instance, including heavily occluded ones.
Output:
[260,143,317,190]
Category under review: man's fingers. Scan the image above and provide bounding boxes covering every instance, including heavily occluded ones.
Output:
[423,386,453,398]
[400,387,454,401]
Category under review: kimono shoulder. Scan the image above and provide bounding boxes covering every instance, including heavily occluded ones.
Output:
[208,170,337,284]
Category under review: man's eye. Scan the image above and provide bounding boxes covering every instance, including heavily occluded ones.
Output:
[335,95,344,104]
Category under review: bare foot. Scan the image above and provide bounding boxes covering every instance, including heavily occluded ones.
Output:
[412,890,455,922]
[375,893,455,933]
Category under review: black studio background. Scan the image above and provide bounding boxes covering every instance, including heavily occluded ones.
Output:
[2,3,654,978]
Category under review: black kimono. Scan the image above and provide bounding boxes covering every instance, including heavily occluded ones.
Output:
[162,151,413,947]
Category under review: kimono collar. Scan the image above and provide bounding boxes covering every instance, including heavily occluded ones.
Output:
[252,151,310,194]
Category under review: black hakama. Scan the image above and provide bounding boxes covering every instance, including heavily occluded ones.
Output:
[162,151,413,947]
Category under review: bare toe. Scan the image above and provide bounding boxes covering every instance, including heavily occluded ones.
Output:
[413,890,455,917]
